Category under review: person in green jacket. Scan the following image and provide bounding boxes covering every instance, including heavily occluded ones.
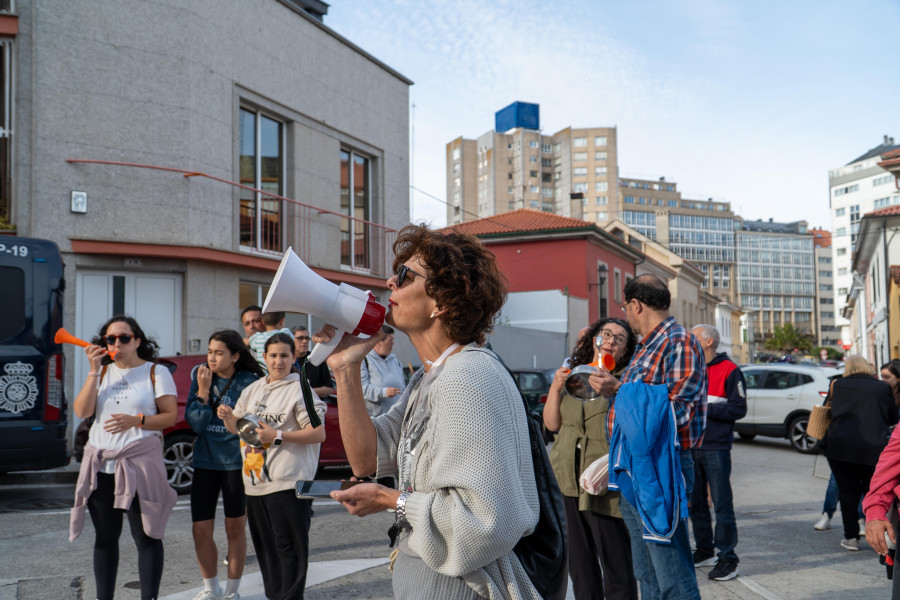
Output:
[544,317,638,600]
[186,330,264,600]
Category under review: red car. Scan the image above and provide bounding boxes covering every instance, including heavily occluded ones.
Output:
[159,355,348,494]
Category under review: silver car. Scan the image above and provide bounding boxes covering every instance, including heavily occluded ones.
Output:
[735,364,842,453]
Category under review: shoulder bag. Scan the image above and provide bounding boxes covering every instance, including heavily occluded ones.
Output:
[807,380,834,440]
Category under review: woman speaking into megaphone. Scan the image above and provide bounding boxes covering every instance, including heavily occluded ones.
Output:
[313,224,544,599]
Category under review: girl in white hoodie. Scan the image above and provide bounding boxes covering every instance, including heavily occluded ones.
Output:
[218,333,326,600]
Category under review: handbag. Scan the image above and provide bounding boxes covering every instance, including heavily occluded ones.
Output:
[807,403,831,440]
[504,364,568,600]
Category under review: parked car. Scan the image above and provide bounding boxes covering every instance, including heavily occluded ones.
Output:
[735,363,842,454]
[511,368,558,442]
[158,355,348,494]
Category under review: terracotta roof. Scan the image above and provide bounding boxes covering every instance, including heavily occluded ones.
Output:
[442,209,597,236]
[866,205,900,218]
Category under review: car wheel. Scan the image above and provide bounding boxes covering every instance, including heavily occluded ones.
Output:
[738,432,756,441]
[163,432,195,495]
[788,414,820,454]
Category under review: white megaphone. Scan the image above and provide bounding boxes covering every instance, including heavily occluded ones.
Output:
[263,248,386,366]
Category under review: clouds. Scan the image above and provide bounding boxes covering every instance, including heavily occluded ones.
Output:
[327,0,900,227]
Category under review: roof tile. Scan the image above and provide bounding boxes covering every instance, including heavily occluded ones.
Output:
[442,209,595,236]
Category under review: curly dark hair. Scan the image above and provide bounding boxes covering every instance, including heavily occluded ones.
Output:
[393,223,507,345]
[569,317,636,372]
[92,316,160,364]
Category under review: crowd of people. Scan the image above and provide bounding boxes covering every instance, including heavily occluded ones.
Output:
[66,223,900,600]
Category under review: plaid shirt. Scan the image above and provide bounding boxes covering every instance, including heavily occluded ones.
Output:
[607,316,707,449]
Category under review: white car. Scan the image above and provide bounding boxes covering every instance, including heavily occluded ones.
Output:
[734,364,842,453]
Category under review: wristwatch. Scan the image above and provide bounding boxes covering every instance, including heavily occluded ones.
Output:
[395,490,412,525]
[273,430,283,446]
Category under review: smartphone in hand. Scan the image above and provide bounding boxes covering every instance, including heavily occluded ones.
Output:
[296,480,361,499]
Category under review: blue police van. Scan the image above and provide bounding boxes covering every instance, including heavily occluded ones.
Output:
[0,236,68,471]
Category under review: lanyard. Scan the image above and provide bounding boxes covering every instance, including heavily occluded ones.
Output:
[211,373,236,409]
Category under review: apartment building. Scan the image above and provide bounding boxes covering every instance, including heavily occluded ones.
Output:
[2,0,410,400]
[810,228,840,348]
[737,219,816,342]
[446,102,617,226]
[829,135,900,344]
[618,177,738,304]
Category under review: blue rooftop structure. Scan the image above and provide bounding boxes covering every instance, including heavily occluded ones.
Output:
[495,102,540,133]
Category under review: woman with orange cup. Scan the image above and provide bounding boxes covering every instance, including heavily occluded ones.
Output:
[543,317,638,600]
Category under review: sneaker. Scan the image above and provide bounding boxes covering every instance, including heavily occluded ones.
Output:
[814,512,832,531]
[709,559,739,581]
[192,591,224,600]
[840,538,860,551]
[224,594,240,600]
[859,518,866,537]
[693,549,716,567]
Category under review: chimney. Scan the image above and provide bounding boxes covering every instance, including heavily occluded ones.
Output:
[885,134,890,145]
[892,137,896,145]
[769,218,774,222]
[659,176,665,182]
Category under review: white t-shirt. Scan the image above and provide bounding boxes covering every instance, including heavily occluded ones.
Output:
[88,362,177,472]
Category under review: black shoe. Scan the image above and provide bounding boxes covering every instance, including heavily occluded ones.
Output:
[709,559,738,581]
[693,549,716,567]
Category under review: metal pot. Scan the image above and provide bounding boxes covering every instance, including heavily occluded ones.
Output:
[565,364,602,401]
[236,413,264,448]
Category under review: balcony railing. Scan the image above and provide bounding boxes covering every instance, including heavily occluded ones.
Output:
[66,159,398,278]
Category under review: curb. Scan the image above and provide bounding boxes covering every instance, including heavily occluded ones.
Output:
[0,464,80,486]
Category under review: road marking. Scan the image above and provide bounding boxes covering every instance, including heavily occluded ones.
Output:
[736,575,785,600]
[159,557,391,599]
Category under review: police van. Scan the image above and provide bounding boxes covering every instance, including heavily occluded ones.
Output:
[0,236,68,471]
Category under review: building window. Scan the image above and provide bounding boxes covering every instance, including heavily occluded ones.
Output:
[835,207,845,217]
[595,151,607,161]
[573,182,588,193]
[595,166,607,176]
[597,211,607,220]
[239,107,284,252]
[595,181,608,192]
[541,143,552,153]
[614,269,622,303]
[340,150,371,269]
[573,137,587,147]
[836,247,847,256]
[573,152,587,161]
[574,167,588,177]
[529,140,539,148]
[595,136,607,146]
[595,196,607,206]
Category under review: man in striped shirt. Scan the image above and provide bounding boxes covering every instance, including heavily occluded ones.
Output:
[595,274,707,600]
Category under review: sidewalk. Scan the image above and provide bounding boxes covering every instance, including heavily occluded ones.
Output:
[0,460,80,486]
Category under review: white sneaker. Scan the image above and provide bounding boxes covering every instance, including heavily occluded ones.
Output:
[192,590,224,600]
[224,594,241,600]
[859,518,866,537]
[840,538,860,551]
[814,512,832,530]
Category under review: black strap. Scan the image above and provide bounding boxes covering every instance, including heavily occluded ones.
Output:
[211,373,236,409]
[299,357,322,428]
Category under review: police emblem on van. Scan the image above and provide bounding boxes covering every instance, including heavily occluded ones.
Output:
[0,361,39,413]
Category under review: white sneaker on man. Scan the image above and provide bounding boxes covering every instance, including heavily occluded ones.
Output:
[859,518,866,537]
[192,590,224,600]
[840,538,860,551]
[814,512,832,530]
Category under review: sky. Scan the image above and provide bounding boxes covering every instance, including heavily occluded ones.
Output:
[325,0,900,230]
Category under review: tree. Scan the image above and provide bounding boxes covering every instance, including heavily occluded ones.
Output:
[763,323,814,354]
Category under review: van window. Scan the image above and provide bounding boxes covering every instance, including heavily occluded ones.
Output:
[0,266,25,342]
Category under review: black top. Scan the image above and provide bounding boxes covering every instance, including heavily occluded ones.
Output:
[824,373,899,465]
[294,356,333,392]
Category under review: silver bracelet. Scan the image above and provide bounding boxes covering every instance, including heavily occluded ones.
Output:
[395,491,412,525]
[87,371,100,377]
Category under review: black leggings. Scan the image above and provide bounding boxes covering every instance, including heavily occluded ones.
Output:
[87,472,164,600]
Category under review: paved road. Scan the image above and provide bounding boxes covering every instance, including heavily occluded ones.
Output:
[0,437,893,599]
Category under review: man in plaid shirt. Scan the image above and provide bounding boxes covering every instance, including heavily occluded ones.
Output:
[594,274,707,600]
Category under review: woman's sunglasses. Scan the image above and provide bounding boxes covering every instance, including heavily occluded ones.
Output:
[105,334,134,345]
[396,264,428,287]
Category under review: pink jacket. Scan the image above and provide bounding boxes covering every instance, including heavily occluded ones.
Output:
[864,425,900,522]
[70,435,177,541]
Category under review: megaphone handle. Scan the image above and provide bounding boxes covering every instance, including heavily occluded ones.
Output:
[308,330,345,366]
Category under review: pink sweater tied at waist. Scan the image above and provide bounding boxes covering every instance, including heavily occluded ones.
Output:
[70,435,177,542]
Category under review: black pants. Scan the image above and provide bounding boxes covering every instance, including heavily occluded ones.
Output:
[563,495,638,600]
[87,472,164,600]
[827,457,876,541]
[247,490,312,600]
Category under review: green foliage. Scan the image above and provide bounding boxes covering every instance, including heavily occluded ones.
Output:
[763,323,814,353]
